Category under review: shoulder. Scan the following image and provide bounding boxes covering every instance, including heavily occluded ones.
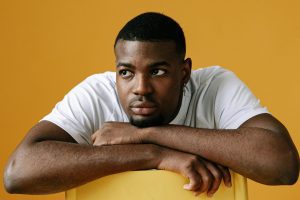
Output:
[71,71,117,99]
[58,71,121,120]
[81,71,116,90]
[188,66,238,94]
[191,66,235,84]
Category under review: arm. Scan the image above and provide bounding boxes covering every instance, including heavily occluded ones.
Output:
[3,121,161,194]
[4,120,231,196]
[94,113,299,185]
[145,113,299,185]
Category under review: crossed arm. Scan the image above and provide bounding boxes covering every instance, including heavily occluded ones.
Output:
[4,113,299,195]
[93,113,299,184]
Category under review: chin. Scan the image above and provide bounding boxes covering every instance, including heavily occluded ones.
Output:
[129,115,164,128]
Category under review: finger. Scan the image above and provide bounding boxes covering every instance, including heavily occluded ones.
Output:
[193,161,213,196]
[91,133,96,143]
[204,161,222,197]
[217,165,232,187]
[183,169,202,191]
[91,132,104,146]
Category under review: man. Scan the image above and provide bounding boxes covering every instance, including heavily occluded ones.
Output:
[4,12,299,197]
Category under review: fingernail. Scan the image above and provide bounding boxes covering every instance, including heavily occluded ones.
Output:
[207,193,214,198]
[183,184,190,190]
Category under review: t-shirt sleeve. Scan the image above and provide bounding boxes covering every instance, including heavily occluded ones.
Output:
[213,70,269,129]
[40,77,103,144]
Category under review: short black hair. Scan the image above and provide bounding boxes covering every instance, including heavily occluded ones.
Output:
[114,12,186,57]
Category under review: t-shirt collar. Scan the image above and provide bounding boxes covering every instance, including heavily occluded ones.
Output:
[169,82,191,125]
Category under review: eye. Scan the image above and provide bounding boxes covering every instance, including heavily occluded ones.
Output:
[151,69,166,76]
[119,70,133,78]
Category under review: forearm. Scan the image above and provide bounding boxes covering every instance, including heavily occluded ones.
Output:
[144,125,299,185]
[4,141,160,194]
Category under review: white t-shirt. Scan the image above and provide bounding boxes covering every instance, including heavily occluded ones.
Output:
[41,66,269,144]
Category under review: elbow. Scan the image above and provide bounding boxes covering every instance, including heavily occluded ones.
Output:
[257,142,299,185]
[4,175,18,194]
[4,157,29,194]
[275,169,299,185]
[278,144,300,185]
[270,150,299,185]
[277,158,299,185]
[4,160,20,194]
[264,131,300,185]
[284,173,299,185]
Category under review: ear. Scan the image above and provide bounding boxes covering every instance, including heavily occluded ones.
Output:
[182,58,192,84]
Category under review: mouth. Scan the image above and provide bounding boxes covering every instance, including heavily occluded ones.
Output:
[130,102,158,116]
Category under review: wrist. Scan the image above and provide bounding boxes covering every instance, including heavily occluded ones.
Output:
[140,126,156,143]
[147,144,164,169]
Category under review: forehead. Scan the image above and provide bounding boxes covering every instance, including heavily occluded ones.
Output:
[114,40,179,64]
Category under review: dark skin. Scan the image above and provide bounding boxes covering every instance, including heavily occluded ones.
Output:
[4,40,299,196]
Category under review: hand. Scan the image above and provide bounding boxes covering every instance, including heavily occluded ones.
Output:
[92,122,144,146]
[158,147,232,197]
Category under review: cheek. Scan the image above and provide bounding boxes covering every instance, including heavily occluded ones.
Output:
[155,80,182,106]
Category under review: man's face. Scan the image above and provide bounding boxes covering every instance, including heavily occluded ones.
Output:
[115,40,191,127]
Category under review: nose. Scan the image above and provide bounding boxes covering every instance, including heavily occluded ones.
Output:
[132,74,153,96]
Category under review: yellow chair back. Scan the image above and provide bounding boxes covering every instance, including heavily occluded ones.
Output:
[66,170,247,200]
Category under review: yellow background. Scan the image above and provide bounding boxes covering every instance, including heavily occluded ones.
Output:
[0,0,299,199]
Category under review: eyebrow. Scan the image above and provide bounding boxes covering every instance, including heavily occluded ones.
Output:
[116,61,171,68]
[116,62,134,68]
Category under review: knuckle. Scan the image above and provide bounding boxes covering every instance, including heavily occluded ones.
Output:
[213,170,222,179]
[210,182,221,193]
[189,183,198,190]
[189,155,198,163]
[190,175,200,184]
[221,169,231,179]
[224,169,231,177]
[182,167,195,179]
[202,175,210,183]
[191,181,201,191]
[182,161,193,171]
[183,156,199,169]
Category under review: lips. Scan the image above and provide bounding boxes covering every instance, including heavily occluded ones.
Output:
[130,102,158,115]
